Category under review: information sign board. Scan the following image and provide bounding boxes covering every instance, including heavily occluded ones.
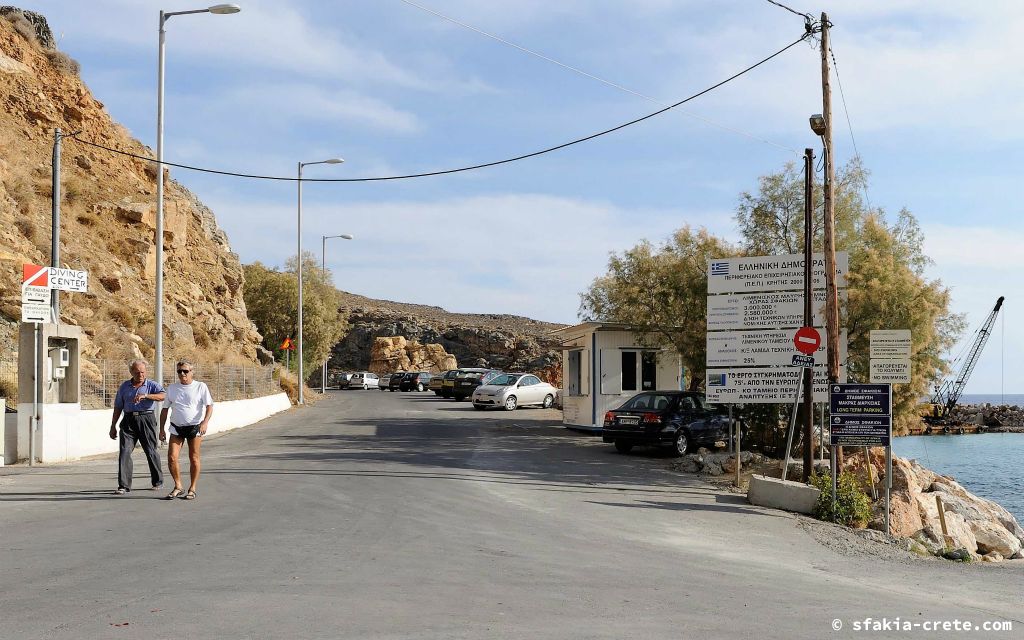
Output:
[706,329,846,368]
[829,383,892,446]
[792,354,814,368]
[870,330,911,359]
[21,302,50,323]
[870,359,911,384]
[707,252,848,294]
[706,290,848,331]
[705,365,845,404]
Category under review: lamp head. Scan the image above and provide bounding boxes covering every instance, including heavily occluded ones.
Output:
[208,4,241,14]
[341,234,354,240]
[324,158,345,164]
[809,113,827,136]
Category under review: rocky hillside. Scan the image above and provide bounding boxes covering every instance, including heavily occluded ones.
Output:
[331,291,566,375]
[0,9,266,366]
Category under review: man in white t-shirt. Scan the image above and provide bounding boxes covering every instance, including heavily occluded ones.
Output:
[158,359,214,500]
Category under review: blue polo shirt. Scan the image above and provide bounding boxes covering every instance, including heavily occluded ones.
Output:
[114,379,164,412]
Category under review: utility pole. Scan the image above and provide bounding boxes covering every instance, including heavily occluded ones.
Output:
[51,128,61,324]
[803,147,814,481]
[819,12,842,464]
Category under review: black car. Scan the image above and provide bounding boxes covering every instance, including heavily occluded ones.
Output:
[388,372,407,391]
[451,368,502,402]
[602,391,737,456]
[399,372,433,392]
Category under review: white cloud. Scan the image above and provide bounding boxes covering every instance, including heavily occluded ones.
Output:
[923,225,1024,269]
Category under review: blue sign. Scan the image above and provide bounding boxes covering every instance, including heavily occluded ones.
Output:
[829,383,891,447]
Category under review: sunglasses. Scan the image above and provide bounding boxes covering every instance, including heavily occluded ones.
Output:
[176,369,192,375]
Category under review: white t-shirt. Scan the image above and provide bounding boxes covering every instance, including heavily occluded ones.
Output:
[163,381,214,435]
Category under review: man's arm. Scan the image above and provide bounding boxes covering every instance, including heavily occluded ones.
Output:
[109,408,122,440]
[199,404,213,436]
[159,407,169,442]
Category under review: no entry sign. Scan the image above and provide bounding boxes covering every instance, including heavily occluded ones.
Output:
[793,326,821,355]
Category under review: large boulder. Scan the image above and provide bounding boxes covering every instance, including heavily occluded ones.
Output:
[971,520,1023,558]
[368,336,457,374]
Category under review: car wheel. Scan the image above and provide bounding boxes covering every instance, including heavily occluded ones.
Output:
[416,383,424,392]
[614,440,634,454]
[672,430,690,457]
[542,394,554,409]
[362,384,368,390]
[453,395,465,402]
[473,403,486,411]
[504,395,518,411]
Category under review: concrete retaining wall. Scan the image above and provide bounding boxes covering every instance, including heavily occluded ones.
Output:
[12,393,291,463]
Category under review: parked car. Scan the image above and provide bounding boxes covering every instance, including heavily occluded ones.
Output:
[399,372,433,392]
[440,369,461,398]
[388,372,407,391]
[602,391,737,456]
[336,372,354,390]
[379,373,393,391]
[471,373,557,411]
[451,368,503,402]
[348,372,379,390]
[429,371,450,396]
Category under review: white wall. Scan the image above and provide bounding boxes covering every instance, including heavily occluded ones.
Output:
[3,409,16,465]
[16,393,292,462]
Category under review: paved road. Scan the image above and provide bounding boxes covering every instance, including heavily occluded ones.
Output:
[1,390,1021,639]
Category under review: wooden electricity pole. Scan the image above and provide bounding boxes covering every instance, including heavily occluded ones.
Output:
[819,13,842,465]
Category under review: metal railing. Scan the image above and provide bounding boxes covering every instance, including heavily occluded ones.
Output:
[0,358,279,410]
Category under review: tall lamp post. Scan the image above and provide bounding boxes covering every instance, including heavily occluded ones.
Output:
[321,233,354,393]
[155,3,240,386]
[297,158,345,404]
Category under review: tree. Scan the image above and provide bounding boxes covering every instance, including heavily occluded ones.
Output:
[243,253,350,380]
[733,159,963,434]
[579,226,737,390]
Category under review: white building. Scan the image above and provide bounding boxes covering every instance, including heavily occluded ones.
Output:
[552,322,683,432]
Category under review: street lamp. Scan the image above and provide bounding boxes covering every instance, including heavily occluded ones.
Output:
[297,158,344,404]
[155,4,241,386]
[321,233,354,394]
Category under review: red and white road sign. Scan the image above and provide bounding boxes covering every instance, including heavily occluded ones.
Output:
[22,263,48,288]
[793,326,822,355]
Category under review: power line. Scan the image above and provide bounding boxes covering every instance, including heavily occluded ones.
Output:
[829,42,873,212]
[398,0,799,154]
[68,34,809,183]
[764,0,812,20]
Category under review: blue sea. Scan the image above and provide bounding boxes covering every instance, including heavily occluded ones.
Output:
[958,393,1024,406]
[892,433,1024,525]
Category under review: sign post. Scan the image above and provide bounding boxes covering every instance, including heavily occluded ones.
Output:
[829,383,893,533]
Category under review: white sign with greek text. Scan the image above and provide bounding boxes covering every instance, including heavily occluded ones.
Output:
[706,290,848,331]
[707,252,848,294]
[705,365,846,404]
[870,358,911,384]
[870,330,912,359]
[707,329,847,368]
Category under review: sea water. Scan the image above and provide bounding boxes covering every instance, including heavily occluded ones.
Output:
[892,433,1024,524]
[958,393,1024,406]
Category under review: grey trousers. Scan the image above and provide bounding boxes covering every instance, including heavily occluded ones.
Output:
[118,413,163,490]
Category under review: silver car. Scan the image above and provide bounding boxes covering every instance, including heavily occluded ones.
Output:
[471,373,557,411]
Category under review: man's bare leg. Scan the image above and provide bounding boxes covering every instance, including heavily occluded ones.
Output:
[186,436,202,493]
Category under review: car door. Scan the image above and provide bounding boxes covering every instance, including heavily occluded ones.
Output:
[522,375,544,404]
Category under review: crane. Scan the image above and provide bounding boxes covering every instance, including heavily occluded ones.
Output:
[927,296,1004,422]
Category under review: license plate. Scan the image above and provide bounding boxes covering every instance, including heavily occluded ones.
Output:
[618,416,640,425]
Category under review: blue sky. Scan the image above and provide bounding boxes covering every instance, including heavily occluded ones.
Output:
[19,0,1022,393]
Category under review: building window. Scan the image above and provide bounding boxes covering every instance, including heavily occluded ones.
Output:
[622,351,637,392]
[642,351,657,390]
[567,350,583,396]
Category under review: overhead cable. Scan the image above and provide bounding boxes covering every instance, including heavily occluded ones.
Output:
[829,43,873,212]
[398,0,799,154]
[764,0,812,20]
[68,34,810,183]
[68,33,811,182]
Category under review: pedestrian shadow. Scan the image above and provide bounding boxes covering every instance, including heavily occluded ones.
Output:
[585,495,787,518]
[0,489,127,502]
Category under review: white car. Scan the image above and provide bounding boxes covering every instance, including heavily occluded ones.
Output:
[471,373,557,411]
[348,372,379,390]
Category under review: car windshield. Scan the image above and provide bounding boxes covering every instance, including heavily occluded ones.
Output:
[403,373,416,379]
[618,394,675,412]
[488,374,520,386]
[456,371,483,380]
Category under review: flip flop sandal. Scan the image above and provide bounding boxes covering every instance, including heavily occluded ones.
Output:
[183,490,197,500]
[164,488,183,500]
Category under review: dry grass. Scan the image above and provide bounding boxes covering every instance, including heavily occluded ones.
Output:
[14,218,36,242]
[0,375,16,406]
[107,306,136,331]
[4,13,36,44]
[76,212,97,227]
[45,50,80,76]
[5,174,35,216]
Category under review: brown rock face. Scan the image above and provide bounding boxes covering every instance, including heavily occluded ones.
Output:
[0,11,265,366]
[368,336,458,374]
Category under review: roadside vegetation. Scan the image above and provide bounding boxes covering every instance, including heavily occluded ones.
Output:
[580,159,963,441]
[243,253,350,378]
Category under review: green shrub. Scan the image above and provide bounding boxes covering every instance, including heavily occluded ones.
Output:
[809,471,872,528]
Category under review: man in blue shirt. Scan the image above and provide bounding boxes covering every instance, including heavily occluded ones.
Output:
[109,359,166,494]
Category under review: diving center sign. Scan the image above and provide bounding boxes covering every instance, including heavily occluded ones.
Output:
[23,263,88,292]
[707,252,848,294]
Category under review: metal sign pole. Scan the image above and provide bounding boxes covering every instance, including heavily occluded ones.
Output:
[780,372,803,481]
[731,404,740,487]
[885,385,893,535]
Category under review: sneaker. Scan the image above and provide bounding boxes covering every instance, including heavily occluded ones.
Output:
[114,488,128,495]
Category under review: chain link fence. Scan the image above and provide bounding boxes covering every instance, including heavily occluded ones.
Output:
[0,357,279,410]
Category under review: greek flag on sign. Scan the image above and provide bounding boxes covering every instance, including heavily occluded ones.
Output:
[710,261,729,276]
[708,373,727,387]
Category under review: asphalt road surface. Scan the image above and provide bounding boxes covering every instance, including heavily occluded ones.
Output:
[1,390,1021,639]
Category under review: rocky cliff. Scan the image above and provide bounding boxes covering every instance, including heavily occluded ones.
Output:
[331,291,565,375]
[368,336,458,374]
[0,9,266,366]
